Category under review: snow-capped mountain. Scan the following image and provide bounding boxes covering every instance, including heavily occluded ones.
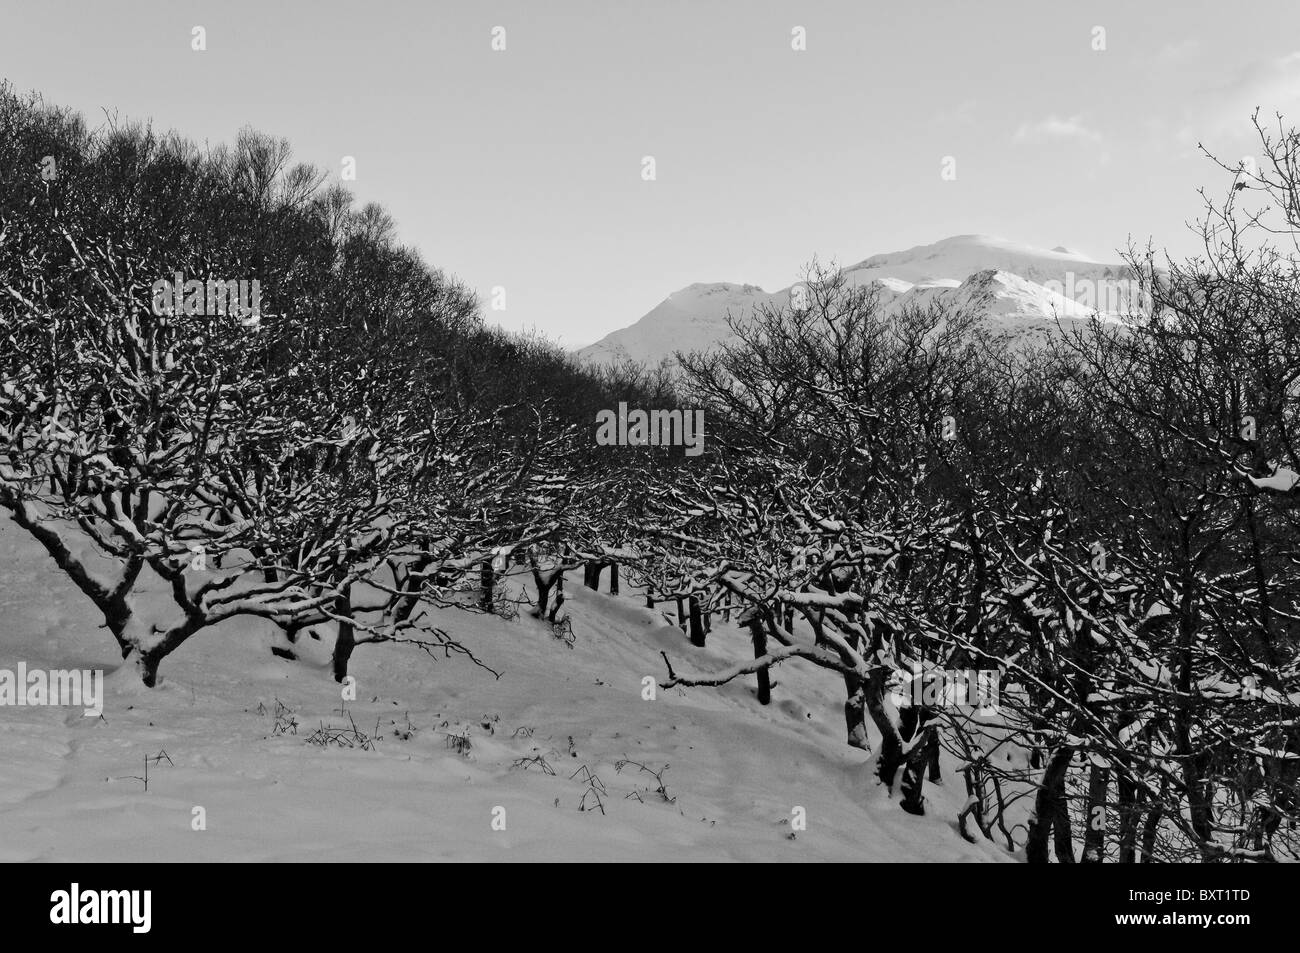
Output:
[577,235,1138,365]
[576,282,773,366]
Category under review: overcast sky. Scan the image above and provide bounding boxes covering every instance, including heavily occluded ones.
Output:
[4,0,1300,345]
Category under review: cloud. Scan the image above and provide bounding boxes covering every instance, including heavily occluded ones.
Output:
[1012,115,1102,145]
[1154,38,1203,66]
[1178,51,1300,147]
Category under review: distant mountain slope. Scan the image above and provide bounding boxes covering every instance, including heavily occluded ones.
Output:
[840,234,1125,287]
[577,235,1136,365]
[576,282,774,366]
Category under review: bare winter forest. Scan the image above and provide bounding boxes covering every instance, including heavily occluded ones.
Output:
[3,0,1300,889]
[3,83,1299,868]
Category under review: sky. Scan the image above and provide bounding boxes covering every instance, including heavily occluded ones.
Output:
[4,0,1300,346]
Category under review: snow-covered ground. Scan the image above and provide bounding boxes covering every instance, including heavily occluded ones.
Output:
[0,518,1009,862]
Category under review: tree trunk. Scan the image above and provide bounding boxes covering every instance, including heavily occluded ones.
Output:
[899,726,933,816]
[392,554,434,626]
[548,573,565,623]
[866,670,906,790]
[1053,796,1076,863]
[608,562,619,595]
[1174,579,1215,857]
[958,766,989,843]
[925,728,942,782]
[6,501,141,658]
[747,616,771,705]
[480,560,495,611]
[843,672,869,751]
[531,565,554,618]
[897,708,931,815]
[103,599,137,659]
[332,587,356,682]
[1082,764,1109,862]
[688,595,706,647]
[1140,780,1167,862]
[1117,773,1139,863]
[137,649,163,689]
[135,616,203,688]
[1027,747,1074,863]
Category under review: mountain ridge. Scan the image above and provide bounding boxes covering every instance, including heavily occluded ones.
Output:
[577,235,1136,365]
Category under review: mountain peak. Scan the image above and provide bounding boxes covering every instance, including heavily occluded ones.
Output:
[669,281,767,299]
[578,236,1127,365]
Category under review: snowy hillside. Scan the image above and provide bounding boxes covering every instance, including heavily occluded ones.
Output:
[577,235,1136,365]
[576,282,773,366]
[0,518,1007,862]
[840,234,1126,288]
